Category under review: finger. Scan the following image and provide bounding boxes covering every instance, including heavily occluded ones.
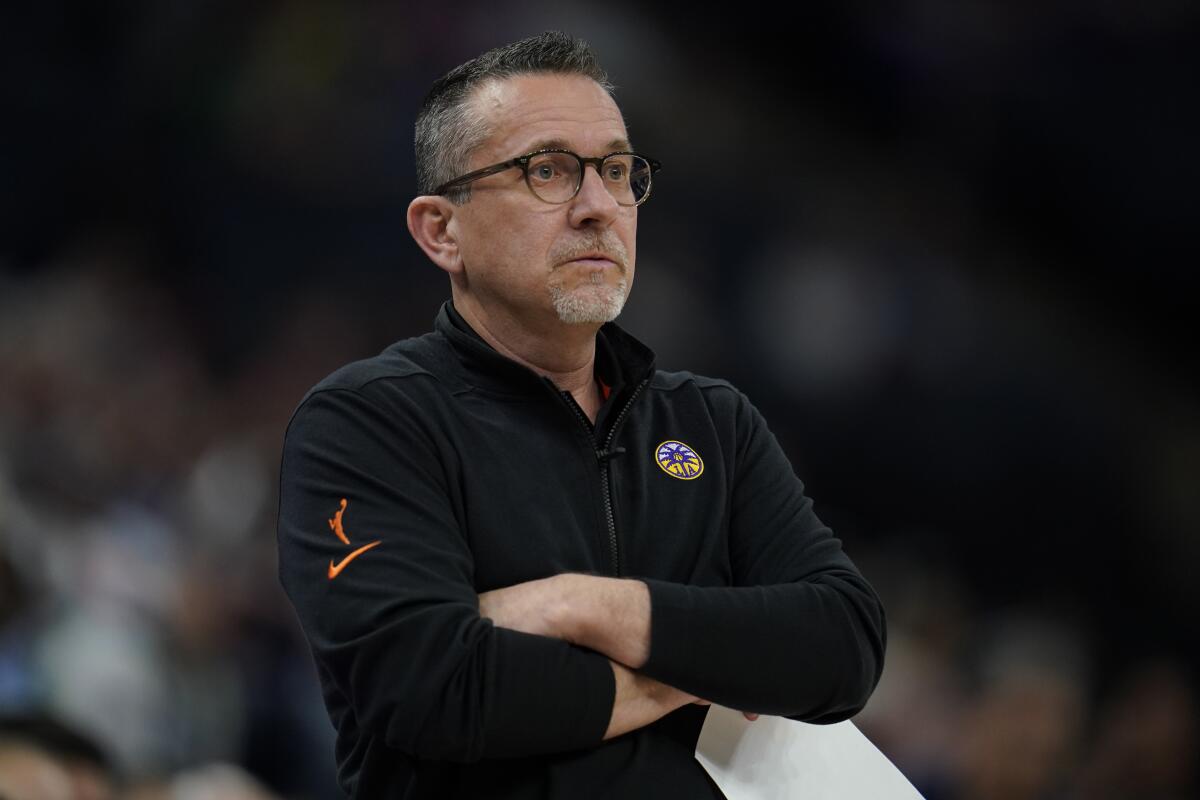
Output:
[743,712,759,721]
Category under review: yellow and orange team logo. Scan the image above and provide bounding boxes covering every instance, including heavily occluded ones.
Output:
[655,440,704,480]
[326,498,381,580]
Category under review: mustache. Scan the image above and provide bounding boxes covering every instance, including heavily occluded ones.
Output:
[552,236,629,271]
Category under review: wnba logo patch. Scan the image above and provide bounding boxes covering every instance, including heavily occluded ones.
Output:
[655,440,704,480]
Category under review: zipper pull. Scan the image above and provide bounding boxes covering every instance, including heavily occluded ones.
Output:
[595,446,627,462]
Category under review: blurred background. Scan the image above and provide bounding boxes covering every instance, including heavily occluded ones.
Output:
[1,2,1197,799]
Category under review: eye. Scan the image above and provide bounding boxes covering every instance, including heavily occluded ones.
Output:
[528,153,574,184]
[604,162,629,181]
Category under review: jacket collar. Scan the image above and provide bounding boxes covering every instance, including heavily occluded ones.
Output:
[434,300,656,398]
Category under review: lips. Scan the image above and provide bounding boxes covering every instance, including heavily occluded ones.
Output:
[565,253,618,267]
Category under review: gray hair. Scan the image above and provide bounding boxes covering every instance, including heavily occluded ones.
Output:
[414,31,616,204]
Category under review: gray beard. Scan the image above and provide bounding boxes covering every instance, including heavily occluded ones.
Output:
[549,272,629,324]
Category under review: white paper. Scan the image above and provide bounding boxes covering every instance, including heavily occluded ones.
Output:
[695,706,924,800]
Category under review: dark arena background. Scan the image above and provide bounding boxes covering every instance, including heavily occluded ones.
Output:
[1,3,1196,798]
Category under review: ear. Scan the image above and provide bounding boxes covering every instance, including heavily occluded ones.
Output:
[407,195,465,277]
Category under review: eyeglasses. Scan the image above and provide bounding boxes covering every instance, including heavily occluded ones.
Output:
[433,149,662,207]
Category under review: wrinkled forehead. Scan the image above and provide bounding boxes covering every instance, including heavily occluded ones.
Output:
[467,73,630,165]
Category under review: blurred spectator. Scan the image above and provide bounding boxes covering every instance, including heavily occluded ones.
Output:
[1073,661,1197,800]
[0,553,37,710]
[123,763,280,800]
[956,665,1085,800]
[0,739,73,800]
[0,713,116,800]
[854,550,973,797]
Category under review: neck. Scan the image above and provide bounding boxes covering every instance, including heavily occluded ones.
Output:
[454,293,604,421]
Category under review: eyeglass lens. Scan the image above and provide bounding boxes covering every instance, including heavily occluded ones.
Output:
[526,153,652,206]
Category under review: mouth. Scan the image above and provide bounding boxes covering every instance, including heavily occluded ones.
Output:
[564,253,620,269]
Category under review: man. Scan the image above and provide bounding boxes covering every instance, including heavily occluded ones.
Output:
[277,32,885,799]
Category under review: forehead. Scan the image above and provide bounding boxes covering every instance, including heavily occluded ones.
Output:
[469,73,629,163]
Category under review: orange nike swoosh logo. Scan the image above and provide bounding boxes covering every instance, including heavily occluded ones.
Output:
[328,540,382,580]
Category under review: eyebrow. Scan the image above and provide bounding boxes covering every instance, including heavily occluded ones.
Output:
[522,136,634,154]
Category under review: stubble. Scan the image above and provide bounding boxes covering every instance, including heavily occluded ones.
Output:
[546,233,632,324]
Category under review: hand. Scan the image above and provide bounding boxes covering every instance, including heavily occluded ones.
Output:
[605,661,698,740]
[478,574,571,641]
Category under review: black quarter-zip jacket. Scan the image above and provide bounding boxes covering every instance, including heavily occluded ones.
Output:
[277,301,886,799]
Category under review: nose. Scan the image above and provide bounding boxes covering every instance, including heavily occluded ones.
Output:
[568,163,621,229]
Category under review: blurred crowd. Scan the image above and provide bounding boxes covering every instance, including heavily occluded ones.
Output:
[2,2,1197,799]
[0,267,344,797]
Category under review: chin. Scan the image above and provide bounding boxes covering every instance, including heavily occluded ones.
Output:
[550,280,628,324]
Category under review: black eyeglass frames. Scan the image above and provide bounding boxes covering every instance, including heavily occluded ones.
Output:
[433,149,662,207]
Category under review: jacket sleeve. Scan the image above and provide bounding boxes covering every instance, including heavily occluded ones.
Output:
[638,388,886,723]
[277,385,615,762]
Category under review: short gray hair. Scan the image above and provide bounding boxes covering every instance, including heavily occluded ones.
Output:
[414,31,616,204]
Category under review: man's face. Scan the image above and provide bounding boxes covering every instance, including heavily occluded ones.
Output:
[449,73,637,328]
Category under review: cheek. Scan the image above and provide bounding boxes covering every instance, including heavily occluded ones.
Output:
[462,207,538,270]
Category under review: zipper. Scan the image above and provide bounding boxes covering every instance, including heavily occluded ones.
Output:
[559,379,648,576]
[600,380,648,575]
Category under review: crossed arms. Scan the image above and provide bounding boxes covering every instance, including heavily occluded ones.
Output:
[478,573,717,739]
[277,384,886,762]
